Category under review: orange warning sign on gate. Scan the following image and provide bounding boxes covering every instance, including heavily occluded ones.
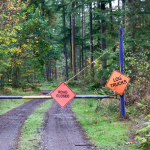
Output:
[50,82,76,108]
[105,70,130,96]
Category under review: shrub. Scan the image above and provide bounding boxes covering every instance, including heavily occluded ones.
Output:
[135,115,150,149]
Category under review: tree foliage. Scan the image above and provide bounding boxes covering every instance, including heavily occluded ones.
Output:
[0,0,149,96]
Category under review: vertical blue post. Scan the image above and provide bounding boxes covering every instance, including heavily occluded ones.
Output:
[119,28,125,117]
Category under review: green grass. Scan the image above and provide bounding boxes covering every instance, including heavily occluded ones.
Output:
[18,99,53,150]
[72,98,137,150]
[39,82,59,90]
[0,82,57,115]
[0,99,30,115]
[0,88,39,115]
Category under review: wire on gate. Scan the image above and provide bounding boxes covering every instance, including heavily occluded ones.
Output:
[65,44,117,84]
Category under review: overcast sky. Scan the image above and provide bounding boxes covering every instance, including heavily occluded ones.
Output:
[112,0,122,8]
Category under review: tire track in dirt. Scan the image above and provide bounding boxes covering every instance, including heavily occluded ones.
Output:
[0,98,48,150]
[41,101,99,150]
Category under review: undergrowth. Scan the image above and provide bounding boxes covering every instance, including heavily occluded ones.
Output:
[72,98,136,150]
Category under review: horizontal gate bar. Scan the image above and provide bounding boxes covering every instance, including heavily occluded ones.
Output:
[0,95,114,99]
[75,95,113,98]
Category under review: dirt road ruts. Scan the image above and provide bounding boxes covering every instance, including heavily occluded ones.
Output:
[41,101,98,150]
[0,98,48,150]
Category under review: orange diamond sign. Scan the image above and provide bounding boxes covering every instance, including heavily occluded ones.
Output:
[105,70,130,96]
[50,82,76,108]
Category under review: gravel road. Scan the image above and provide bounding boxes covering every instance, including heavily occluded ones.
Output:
[41,101,98,150]
[0,98,48,150]
[0,90,99,150]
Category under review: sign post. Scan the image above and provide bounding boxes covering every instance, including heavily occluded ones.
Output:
[119,28,125,117]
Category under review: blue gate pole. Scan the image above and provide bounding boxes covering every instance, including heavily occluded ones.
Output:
[119,28,125,117]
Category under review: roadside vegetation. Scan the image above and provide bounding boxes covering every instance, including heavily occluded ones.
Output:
[0,86,39,115]
[0,82,57,115]
[71,82,150,150]
[72,97,134,150]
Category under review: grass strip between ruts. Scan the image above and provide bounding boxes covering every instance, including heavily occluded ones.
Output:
[18,99,53,150]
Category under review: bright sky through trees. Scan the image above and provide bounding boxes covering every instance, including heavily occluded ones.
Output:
[112,0,122,8]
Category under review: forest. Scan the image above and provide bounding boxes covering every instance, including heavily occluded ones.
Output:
[0,0,150,149]
[0,0,150,102]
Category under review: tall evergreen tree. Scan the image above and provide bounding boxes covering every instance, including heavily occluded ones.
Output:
[101,0,106,68]
[62,0,68,81]
[72,1,76,77]
[89,2,94,77]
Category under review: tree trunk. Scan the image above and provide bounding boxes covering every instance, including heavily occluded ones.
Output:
[101,1,107,68]
[26,63,29,83]
[89,2,94,78]
[49,55,52,79]
[70,15,72,74]
[76,47,79,77]
[109,1,116,55]
[122,0,126,27]
[82,4,84,74]
[33,71,36,82]
[79,6,81,72]
[109,2,113,31]
[55,61,57,81]
[128,0,136,53]
[62,1,68,81]
[83,4,86,68]
[72,2,76,77]
[97,0,101,50]
[45,64,48,81]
